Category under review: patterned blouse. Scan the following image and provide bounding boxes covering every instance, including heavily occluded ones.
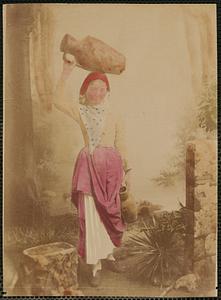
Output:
[79,102,107,153]
[53,78,130,171]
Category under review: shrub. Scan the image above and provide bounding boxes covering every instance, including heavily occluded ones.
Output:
[152,79,217,187]
[125,211,185,287]
[137,201,162,218]
[4,214,78,253]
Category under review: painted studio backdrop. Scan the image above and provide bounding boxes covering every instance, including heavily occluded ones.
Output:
[4,4,217,297]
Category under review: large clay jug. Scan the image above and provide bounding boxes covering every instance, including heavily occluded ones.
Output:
[60,34,126,74]
[121,193,137,224]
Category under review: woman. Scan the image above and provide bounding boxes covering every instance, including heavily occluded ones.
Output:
[53,54,131,287]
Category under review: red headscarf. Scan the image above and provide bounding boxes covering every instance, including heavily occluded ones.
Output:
[80,71,110,96]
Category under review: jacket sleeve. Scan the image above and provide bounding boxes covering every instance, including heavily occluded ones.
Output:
[53,77,80,123]
[114,113,131,172]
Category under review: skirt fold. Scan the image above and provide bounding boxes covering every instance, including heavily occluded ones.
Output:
[71,146,125,258]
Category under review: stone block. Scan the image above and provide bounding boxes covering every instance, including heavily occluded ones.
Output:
[205,233,216,256]
[194,258,207,277]
[195,183,217,210]
[194,238,205,261]
[174,273,199,292]
[205,255,216,288]
[193,141,216,189]
[194,140,215,163]
[194,256,216,285]
[194,205,216,237]
[23,242,79,296]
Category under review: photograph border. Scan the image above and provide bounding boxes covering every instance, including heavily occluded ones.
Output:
[1,1,220,299]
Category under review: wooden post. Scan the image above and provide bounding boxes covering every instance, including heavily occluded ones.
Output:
[184,142,195,272]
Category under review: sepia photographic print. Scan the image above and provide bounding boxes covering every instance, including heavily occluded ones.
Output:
[3,3,218,297]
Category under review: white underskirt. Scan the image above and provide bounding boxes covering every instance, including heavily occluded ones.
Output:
[84,194,115,265]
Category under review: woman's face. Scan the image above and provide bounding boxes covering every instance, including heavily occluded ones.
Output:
[85,79,107,105]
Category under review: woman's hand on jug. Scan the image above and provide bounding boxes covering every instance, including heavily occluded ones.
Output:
[62,53,77,78]
[125,173,131,192]
[124,169,131,192]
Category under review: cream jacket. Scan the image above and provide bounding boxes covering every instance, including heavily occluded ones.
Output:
[53,77,130,171]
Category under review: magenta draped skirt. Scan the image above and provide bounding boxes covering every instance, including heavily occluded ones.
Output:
[71,146,125,258]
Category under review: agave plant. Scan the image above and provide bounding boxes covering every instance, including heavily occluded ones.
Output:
[126,212,185,287]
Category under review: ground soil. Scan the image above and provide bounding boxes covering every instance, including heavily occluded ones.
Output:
[78,258,216,297]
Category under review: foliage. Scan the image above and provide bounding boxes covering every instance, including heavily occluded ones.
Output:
[154,210,186,234]
[32,198,51,224]
[137,200,162,217]
[152,79,217,187]
[36,150,60,189]
[4,214,78,253]
[125,210,185,287]
[34,124,59,191]
[197,79,216,132]
[151,169,180,187]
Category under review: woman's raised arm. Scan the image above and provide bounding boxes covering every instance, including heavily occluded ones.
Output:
[53,54,80,122]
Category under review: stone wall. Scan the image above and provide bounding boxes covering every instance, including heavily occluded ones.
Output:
[186,139,217,290]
